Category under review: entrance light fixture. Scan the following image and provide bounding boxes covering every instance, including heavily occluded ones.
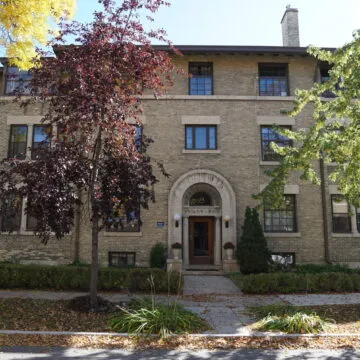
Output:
[174,213,181,227]
[224,215,230,228]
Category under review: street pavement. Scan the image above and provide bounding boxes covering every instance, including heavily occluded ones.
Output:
[1,346,360,359]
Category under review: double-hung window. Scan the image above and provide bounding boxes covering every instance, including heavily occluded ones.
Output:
[8,125,28,159]
[185,125,217,150]
[264,195,297,232]
[189,62,213,95]
[261,126,292,161]
[259,63,289,96]
[331,195,351,233]
[32,125,52,159]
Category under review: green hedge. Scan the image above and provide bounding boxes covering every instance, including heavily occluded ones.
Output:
[0,264,182,293]
[233,272,360,294]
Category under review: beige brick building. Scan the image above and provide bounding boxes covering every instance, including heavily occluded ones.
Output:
[0,7,359,270]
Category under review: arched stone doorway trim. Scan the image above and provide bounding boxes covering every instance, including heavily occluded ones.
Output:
[168,169,236,267]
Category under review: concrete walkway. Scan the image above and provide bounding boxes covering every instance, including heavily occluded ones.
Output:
[1,275,360,335]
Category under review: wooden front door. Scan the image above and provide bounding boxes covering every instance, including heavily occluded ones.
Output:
[189,217,214,265]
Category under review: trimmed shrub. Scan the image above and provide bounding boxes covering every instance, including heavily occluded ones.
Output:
[295,264,360,274]
[237,207,269,274]
[0,263,182,293]
[238,271,360,294]
[149,243,167,269]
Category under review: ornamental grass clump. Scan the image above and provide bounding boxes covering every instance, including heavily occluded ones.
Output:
[258,312,327,334]
[109,297,208,338]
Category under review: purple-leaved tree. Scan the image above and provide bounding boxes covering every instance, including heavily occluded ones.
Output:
[0,0,179,309]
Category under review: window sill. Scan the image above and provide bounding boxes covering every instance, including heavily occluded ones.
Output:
[103,232,142,237]
[265,232,301,238]
[260,161,281,166]
[331,233,360,238]
[182,149,221,154]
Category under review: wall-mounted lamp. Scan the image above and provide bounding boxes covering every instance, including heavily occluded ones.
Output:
[224,215,230,228]
[174,213,181,228]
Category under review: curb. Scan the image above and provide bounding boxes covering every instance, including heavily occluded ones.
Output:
[1,329,360,338]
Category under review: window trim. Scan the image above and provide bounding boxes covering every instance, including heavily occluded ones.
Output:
[331,195,352,234]
[264,195,297,233]
[185,125,217,150]
[260,125,292,161]
[188,62,213,95]
[258,63,289,96]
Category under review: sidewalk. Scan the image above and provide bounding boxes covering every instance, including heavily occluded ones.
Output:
[1,275,360,335]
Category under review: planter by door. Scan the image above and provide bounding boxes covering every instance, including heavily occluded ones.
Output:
[173,248,182,260]
[225,248,234,260]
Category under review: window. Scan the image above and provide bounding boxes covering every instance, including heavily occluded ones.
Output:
[8,125,28,159]
[32,125,52,159]
[331,195,351,233]
[109,252,135,267]
[190,192,212,206]
[271,253,295,266]
[259,63,288,96]
[134,126,142,152]
[189,62,213,95]
[106,206,140,232]
[261,126,292,161]
[0,195,22,232]
[318,64,338,98]
[5,67,32,95]
[185,125,217,150]
[264,195,296,232]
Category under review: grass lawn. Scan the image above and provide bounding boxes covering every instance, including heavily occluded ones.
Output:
[247,303,360,333]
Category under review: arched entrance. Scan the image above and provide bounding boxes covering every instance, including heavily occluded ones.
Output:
[168,169,236,268]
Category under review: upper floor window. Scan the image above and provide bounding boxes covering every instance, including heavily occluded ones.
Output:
[32,125,52,159]
[264,195,296,233]
[8,125,28,159]
[5,67,32,95]
[189,62,213,95]
[0,194,22,232]
[185,125,217,150]
[258,63,288,96]
[331,195,351,233]
[318,64,338,98]
[261,126,292,161]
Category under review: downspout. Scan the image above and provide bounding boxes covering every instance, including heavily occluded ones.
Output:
[319,156,331,264]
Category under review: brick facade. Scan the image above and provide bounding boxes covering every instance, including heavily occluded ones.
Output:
[0,9,359,270]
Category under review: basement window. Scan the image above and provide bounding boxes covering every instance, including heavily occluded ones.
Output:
[108,252,135,267]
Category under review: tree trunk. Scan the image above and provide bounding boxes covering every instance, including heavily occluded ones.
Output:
[90,212,99,310]
[89,128,103,311]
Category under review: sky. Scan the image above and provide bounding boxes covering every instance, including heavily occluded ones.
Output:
[73,0,360,48]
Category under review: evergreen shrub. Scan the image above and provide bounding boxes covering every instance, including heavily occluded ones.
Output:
[237,207,270,274]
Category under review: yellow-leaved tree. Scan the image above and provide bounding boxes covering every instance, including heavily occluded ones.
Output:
[0,0,75,70]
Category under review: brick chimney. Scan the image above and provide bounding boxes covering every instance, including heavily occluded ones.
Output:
[281,5,300,47]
